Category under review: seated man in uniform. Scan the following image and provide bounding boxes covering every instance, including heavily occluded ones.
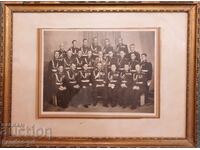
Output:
[78,63,93,108]
[132,64,147,108]
[107,64,120,107]
[70,63,93,108]
[127,44,141,62]
[66,63,80,107]
[64,49,75,71]
[92,62,107,107]
[140,53,153,103]
[119,64,133,108]
[91,37,102,57]
[81,39,90,58]
[116,37,129,55]
[68,40,80,56]
[51,65,69,108]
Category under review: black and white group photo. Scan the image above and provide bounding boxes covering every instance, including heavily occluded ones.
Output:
[41,29,157,113]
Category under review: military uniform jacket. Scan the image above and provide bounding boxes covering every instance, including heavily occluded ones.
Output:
[49,59,60,74]
[93,69,107,87]
[103,45,114,54]
[94,56,107,67]
[106,56,118,67]
[64,56,75,70]
[68,47,80,56]
[120,71,133,87]
[66,69,79,87]
[48,59,65,80]
[84,56,94,67]
[127,51,141,62]
[129,60,139,72]
[140,61,153,81]
[75,56,84,69]
[117,56,128,70]
[91,44,102,56]
[133,72,147,90]
[116,44,129,54]
[108,71,120,88]
[53,72,67,91]
[57,48,66,59]
[81,46,90,57]
[78,70,92,87]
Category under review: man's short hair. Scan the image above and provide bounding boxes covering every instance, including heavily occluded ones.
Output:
[141,53,147,57]
[83,38,87,42]
[72,40,77,44]
[54,50,59,54]
[93,37,98,40]
[130,43,135,47]
[77,49,82,53]
[108,50,113,53]
[119,50,125,53]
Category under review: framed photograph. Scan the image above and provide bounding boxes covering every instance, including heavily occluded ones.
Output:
[38,28,160,118]
[1,2,198,147]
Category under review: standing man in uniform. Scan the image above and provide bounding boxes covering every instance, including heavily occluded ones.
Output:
[48,51,66,105]
[140,53,153,103]
[81,39,90,58]
[127,44,141,62]
[68,40,80,56]
[57,43,66,60]
[103,38,114,55]
[91,37,102,58]
[116,37,129,55]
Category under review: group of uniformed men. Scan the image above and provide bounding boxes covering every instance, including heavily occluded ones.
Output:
[48,37,153,110]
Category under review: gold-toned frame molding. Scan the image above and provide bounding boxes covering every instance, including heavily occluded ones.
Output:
[2,2,198,147]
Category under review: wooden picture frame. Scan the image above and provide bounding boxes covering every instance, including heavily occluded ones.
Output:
[1,2,198,147]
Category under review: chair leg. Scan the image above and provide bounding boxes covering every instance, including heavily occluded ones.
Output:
[52,95,58,106]
[140,94,145,106]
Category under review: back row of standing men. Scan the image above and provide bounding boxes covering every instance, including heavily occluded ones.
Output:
[48,37,153,109]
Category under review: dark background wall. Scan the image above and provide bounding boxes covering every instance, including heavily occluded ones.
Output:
[43,30,155,90]
[44,31,155,65]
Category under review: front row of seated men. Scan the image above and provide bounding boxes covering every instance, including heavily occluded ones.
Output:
[48,50,152,110]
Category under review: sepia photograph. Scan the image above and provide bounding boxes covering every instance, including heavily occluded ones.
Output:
[38,28,159,118]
